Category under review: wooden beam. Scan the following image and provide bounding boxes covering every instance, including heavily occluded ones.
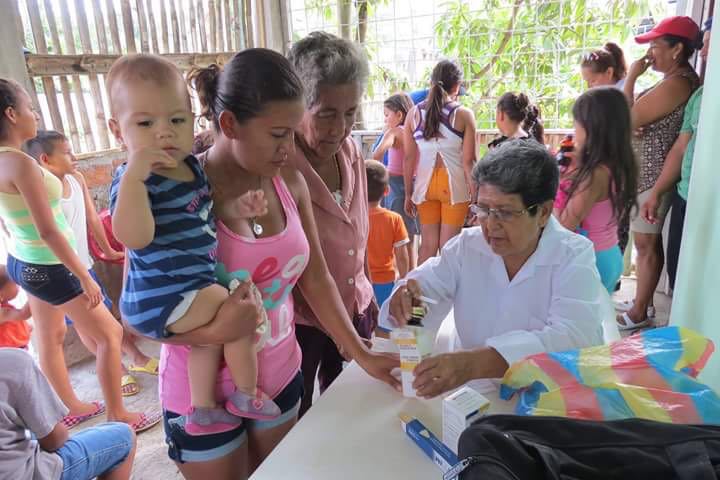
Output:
[59,0,95,150]
[120,0,137,53]
[26,0,65,133]
[197,1,208,52]
[146,0,160,53]
[169,0,181,52]
[160,0,170,53]
[27,53,237,76]
[42,0,81,150]
[136,0,150,53]
[105,0,123,54]
[75,0,111,149]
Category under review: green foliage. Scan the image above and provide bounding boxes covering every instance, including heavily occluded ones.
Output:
[434,0,661,128]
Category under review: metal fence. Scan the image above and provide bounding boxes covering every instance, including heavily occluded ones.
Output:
[288,0,676,130]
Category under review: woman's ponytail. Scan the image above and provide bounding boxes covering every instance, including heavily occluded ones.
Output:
[422,60,463,140]
[187,64,222,126]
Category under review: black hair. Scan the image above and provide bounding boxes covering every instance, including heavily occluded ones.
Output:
[581,42,628,82]
[0,78,25,140]
[661,34,702,62]
[383,93,414,126]
[497,92,544,144]
[423,60,463,140]
[365,159,388,203]
[188,48,304,129]
[569,87,637,224]
[472,139,558,214]
[22,130,68,161]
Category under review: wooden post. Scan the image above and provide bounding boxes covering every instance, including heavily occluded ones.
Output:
[216,0,224,51]
[26,0,65,133]
[91,2,109,54]
[178,0,189,52]
[147,0,160,53]
[243,0,253,49]
[60,1,95,151]
[136,0,150,53]
[233,0,244,50]
[120,0,137,53]
[105,0,123,54]
[160,0,170,53]
[224,0,233,51]
[1,1,44,129]
[42,0,81,150]
[208,0,217,51]
[189,0,198,52]
[197,1,208,52]
[169,0,181,52]
[75,0,111,149]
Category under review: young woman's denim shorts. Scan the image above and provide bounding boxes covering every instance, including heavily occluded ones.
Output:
[163,370,305,464]
[7,255,84,305]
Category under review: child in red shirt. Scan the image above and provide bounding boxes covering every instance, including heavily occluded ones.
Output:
[0,264,31,348]
[365,160,409,307]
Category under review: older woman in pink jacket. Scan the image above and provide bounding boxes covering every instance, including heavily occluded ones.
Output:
[288,32,377,416]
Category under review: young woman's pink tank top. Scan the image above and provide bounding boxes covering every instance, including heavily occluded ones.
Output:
[160,175,310,413]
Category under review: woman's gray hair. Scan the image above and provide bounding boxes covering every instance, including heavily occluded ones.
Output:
[472,139,558,213]
[287,31,369,107]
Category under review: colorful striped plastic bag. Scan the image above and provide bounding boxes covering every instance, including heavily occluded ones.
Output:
[499,326,720,424]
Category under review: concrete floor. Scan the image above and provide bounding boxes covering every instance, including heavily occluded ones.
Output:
[66,274,672,479]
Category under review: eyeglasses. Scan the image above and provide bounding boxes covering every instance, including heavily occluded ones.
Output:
[470,203,539,223]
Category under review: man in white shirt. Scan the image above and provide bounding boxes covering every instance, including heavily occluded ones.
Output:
[384,140,608,398]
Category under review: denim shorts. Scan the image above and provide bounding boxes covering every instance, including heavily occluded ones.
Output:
[7,255,84,306]
[57,422,134,480]
[387,175,419,235]
[164,370,305,464]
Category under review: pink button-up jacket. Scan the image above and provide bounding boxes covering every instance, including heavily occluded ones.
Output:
[290,136,374,333]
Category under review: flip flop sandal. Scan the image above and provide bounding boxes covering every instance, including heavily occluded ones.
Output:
[121,374,140,397]
[614,300,656,318]
[131,410,162,434]
[127,357,159,376]
[62,401,106,429]
[616,312,650,331]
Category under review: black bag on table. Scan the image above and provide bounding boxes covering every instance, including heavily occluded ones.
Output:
[448,414,720,480]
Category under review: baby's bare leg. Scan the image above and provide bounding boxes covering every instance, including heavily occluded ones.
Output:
[188,345,223,407]
[167,284,230,408]
[224,333,257,396]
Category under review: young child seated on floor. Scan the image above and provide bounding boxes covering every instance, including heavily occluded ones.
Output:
[23,130,158,397]
[365,160,409,307]
[0,264,32,349]
[107,53,277,435]
[0,348,136,480]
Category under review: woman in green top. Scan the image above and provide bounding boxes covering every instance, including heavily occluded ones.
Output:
[0,78,155,432]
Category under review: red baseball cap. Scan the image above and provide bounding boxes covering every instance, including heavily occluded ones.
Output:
[635,16,700,43]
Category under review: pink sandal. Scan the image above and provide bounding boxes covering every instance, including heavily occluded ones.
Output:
[61,401,105,429]
[130,410,162,434]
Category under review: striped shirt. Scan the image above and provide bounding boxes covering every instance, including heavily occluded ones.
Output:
[110,155,216,338]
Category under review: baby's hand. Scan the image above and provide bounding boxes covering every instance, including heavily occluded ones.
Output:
[228,190,268,219]
[125,147,177,182]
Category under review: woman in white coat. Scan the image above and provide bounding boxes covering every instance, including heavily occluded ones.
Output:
[385,140,608,398]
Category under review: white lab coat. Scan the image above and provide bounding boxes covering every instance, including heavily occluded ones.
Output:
[379,216,608,366]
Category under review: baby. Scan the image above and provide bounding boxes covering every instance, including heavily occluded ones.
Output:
[107,54,276,436]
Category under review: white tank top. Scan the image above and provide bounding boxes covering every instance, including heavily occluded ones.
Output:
[61,174,92,269]
[411,101,469,205]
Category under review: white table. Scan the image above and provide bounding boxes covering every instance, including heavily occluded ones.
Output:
[250,361,516,479]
